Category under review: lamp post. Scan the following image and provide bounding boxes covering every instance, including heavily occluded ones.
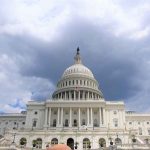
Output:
[12,133,16,143]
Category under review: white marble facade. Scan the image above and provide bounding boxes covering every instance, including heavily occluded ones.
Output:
[1,49,150,150]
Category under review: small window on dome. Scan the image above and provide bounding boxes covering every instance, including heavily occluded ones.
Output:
[66,81,67,86]
[73,80,74,85]
[69,81,71,85]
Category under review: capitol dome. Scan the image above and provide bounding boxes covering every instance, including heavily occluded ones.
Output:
[62,63,94,79]
[52,48,103,100]
[62,48,94,79]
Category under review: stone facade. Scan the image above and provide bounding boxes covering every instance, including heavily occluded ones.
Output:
[1,49,150,150]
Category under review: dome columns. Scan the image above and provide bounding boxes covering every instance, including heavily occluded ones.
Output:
[53,90,101,100]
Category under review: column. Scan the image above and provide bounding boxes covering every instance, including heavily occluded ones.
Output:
[44,108,48,127]
[69,91,71,100]
[92,93,94,99]
[103,108,105,126]
[57,108,60,126]
[60,93,62,99]
[49,108,51,127]
[65,92,66,100]
[101,108,103,125]
[78,108,81,127]
[74,91,76,100]
[87,91,89,99]
[79,91,80,100]
[69,108,72,127]
[83,91,85,100]
[99,107,101,127]
[91,108,93,126]
[61,108,63,127]
[87,108,89,126]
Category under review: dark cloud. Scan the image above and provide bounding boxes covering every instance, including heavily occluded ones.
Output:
[0,16,146,102]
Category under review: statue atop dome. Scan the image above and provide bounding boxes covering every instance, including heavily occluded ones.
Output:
[74,47,82,64]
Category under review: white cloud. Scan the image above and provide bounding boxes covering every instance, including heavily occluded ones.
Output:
[0,53,55,113]
[0,0,149,40]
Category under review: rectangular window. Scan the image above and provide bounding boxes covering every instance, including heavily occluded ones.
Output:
[148,129,150,135]
[129,122,132,125]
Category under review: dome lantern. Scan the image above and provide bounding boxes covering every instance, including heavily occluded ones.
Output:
[74,47,82,64]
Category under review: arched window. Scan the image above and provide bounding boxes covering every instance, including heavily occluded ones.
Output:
[99,138,106,147]
[20,137,27,146]
[53,119,56,127]
[115,138,122,145]
[83,138,91,150]
[36,138,42,149]
[51,138,58,146]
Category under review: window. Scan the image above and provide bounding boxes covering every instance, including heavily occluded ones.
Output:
[82,119,85,125]
[51,138,58,145]
[94,111,97,115]
[113,119,118,127]
[5,122,8,125]
[69,81,71,85]
[129,122,132,125]
[53,119,56,127]
[147,122,149,125]
[80,80,82,85]
[139,127,142,135]
[82,111,85,115]
[73,119,77,127]
[94,119,98,127]
[83,138,90,149]
[76,80,78,84]
[113,111,117,115]
[65,111,68,115]
[65,119,68,127]
[138,122,140,125]
[148,129,150,135]
[54,111,57,115]
[14,122,16,125]
[74,111,77,115]
[32,120,37,127]
[34,111,38,115]
[22,122,25,125]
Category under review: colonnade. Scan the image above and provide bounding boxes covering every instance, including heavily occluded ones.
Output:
[44,107,105,128]
[53,90,101,100]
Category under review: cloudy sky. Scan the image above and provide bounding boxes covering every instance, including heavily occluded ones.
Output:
[0,0,150,113]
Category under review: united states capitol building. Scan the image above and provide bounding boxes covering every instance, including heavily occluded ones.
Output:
[0,48,150,150]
